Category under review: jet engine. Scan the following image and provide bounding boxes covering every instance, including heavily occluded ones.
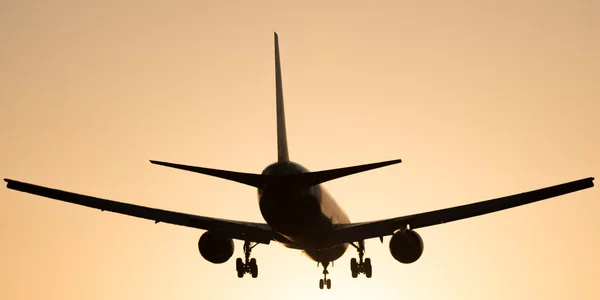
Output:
[198,231,234,264]
[389,229,424,264]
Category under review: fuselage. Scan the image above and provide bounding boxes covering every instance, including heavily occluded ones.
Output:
[257,161,350,263]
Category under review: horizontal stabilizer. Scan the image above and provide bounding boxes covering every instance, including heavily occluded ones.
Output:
[286,159,402,188]
[150,160,266,188]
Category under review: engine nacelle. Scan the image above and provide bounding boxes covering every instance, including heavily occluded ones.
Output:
[389,229,424,264]
[198,232,234,264]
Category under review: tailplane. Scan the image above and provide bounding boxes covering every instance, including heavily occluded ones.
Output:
[150,159,401,189]
[274,32,289,163]
[150,160,266,188]
[285,159,402,187]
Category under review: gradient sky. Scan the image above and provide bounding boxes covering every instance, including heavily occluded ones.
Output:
[1,1,599,299]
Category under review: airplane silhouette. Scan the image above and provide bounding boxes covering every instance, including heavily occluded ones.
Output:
[4,32,594,290]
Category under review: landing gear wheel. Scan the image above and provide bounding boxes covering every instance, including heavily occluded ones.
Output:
[250,258,258,278]
[319,262,332,290]
[236,241,259,278]
[236,258,244,278]
[365,258,372,278]
[350,240,372,278]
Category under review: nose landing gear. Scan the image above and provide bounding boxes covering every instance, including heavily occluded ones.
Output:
[318,262,332,289]
[350,241,372,278]
[236,241,258,278]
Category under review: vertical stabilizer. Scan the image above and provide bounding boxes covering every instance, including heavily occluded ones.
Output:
[274,32,290,162]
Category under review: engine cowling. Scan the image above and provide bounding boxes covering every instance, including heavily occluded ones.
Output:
[389,229,424,264]
[198,232,234,264]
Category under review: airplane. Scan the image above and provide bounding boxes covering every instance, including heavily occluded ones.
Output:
[4,32,595,290]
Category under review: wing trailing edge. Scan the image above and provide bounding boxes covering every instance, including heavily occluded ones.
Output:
[331,177,594,246]
[3,178,275,244]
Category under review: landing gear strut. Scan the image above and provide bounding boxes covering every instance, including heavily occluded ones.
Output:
[318,262,332,289]
[350,240,372,278]
[236,241,258,278]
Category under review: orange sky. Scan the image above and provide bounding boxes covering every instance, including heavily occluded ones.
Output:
[1,1,598,299]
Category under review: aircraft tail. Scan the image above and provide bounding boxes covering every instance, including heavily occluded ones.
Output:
[274,32,289,163]
[149,34,402,189]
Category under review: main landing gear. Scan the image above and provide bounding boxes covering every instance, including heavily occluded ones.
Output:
[350,241,372,278]
[236,241,258,278]
[318,261,332,290]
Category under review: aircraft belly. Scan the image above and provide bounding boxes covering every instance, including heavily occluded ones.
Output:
[278,232,349,262]
[273,206,349,262]
[304,243,349,262]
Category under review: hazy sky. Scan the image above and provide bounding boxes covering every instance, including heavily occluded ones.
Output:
[1,1,598,299]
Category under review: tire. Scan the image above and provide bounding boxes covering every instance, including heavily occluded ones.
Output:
[236,258,243,271]
[350,258,357,273]
[236,258,244,278]
[326,279,331,289]
[251,263,258,278]
[319,279,324,289]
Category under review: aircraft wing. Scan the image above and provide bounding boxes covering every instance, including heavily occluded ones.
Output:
[4,179,274,244]
[331,177,594,245]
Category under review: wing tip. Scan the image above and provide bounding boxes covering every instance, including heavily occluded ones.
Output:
[581,176,594,185]
[4,178,20,189]
[150,160,175,168]
[383,159,402,166]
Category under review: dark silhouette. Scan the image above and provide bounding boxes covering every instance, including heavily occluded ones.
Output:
[4,32,594,290]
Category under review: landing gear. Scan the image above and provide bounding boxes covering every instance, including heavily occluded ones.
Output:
[350,241,372,278]
[236,241,258,278]
[318,262,332,290]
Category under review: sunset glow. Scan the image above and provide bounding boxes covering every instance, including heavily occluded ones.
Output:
[1,1,598,299]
